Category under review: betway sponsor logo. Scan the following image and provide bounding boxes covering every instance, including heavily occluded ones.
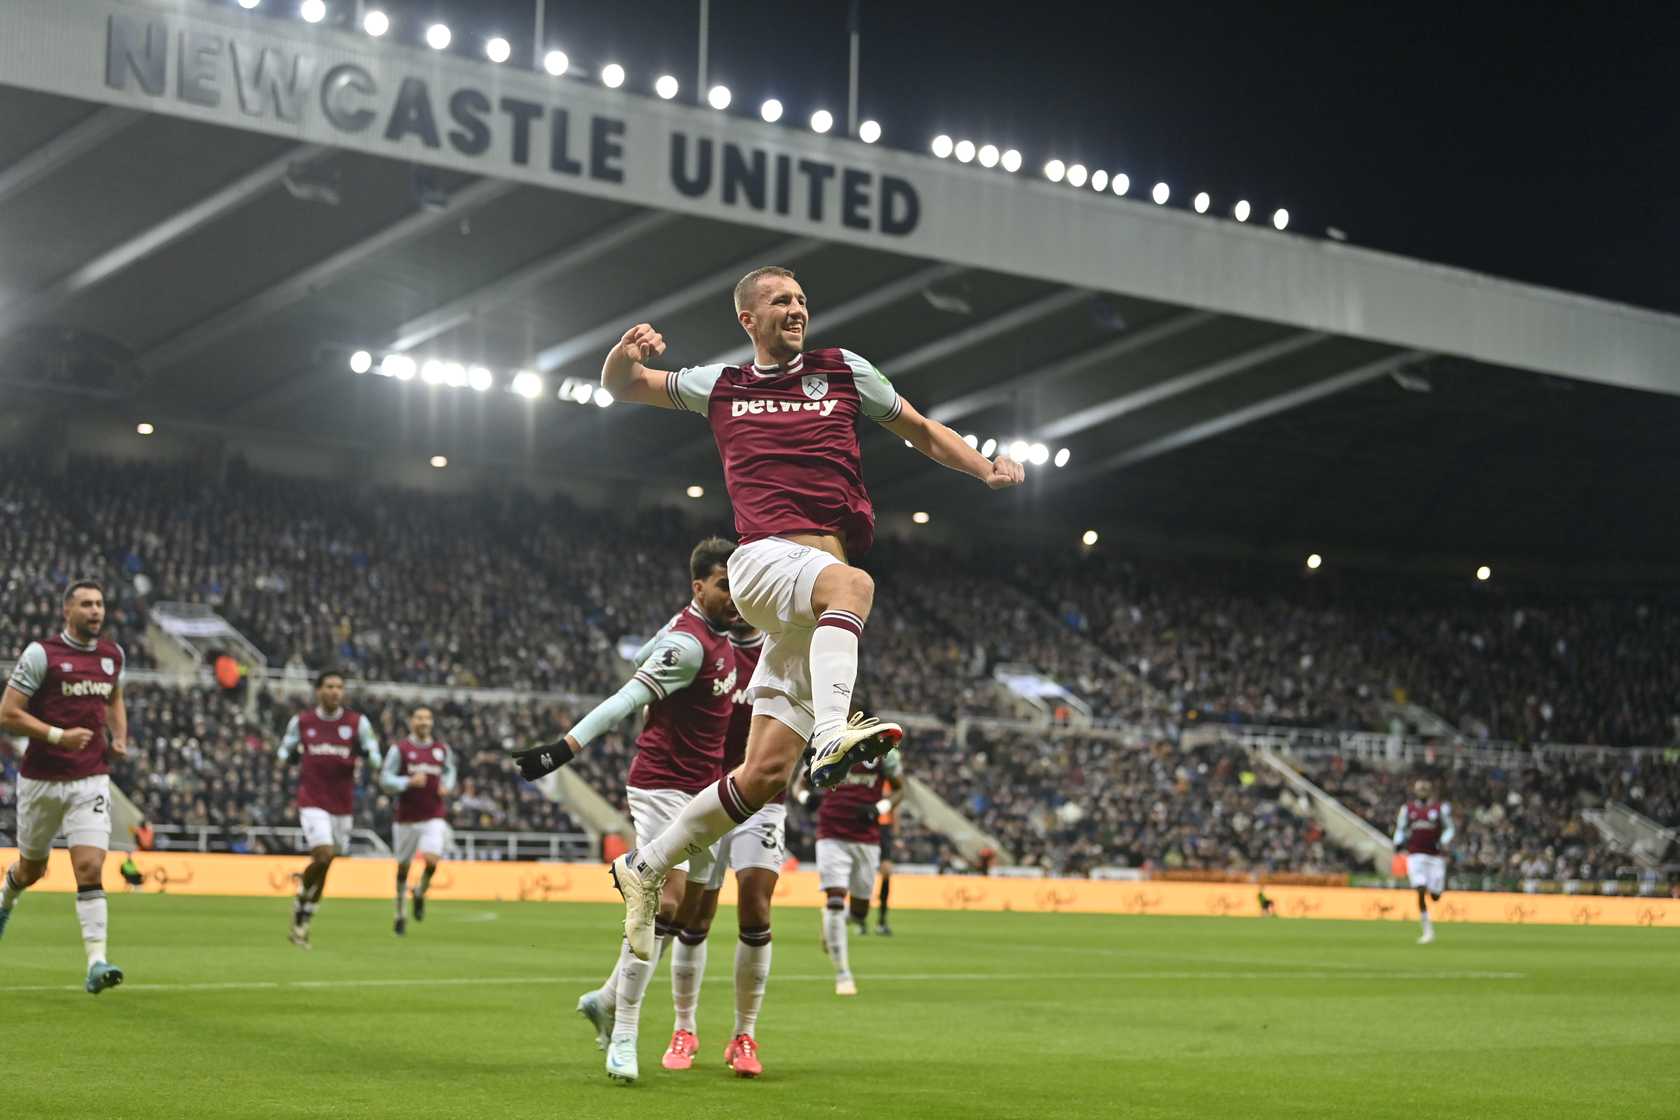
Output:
[306,744,354,759]
[407,763,445,778]
[60,680,114,699]
[711,667,740,698]
[730,398,839,418]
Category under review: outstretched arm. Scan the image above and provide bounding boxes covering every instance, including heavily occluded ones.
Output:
[275,714,302,765]
[884,397,1024,489]
[600,323,678,409]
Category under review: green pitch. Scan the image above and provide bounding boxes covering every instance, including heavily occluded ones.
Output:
[4,893,1677,1119]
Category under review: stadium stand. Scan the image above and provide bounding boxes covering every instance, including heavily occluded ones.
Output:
[4,454,1678,881]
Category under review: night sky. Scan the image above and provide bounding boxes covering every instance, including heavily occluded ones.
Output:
[261,0,1678,314]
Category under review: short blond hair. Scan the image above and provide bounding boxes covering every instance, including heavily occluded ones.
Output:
[733,266,797,313]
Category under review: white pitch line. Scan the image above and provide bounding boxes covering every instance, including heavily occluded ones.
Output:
[0,969,1525,994]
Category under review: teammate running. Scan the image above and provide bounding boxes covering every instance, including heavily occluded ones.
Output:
[660,621,779,1078]
[791,745,904,995]
[383,706,457,935]
[594,265,1024,960]
[0,579,129,994]
[521,539,739,1084]
[1393,778,1455,944]
[276,670,382,947]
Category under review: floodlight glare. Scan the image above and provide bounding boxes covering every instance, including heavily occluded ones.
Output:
[1091,169,1109,192]
[1054,447,1071,468]
[1152,181,1170,205]
[761,99,784,123]
[655,74,679,99]
[425,23,451,49]
[859,119,882,143]
[349,350,372,374]
[1082,529,1099,546]
[954,139,975,163]
[486,37,511,63]
[1066,163,1088,188]
[467,366,493,392]
[1112,172,1130,196]
[362,9,388,36]
[980,438,998,458]
[978,144,999,168]
[931,134,954,158]
[811,109,834,134]
[543,50,569,76]
[1193,191,1210,214]
[601,63,626,88]
[1272,207,1290,230]
[1234,199,1251,222]
[1044,159,1066,183]
[510,371,543,399]
[707,84,732,110]
[1000,149,1022,173]
[300,0,325,24]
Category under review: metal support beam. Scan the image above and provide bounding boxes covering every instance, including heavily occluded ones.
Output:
[1068,350,1428,479]
[1037,330,1327,441]
[139,178,519,375]
[385,212,679,353]
[701,261,964,368]
[872,287,1088,382]
[533,237,825,373]
[0,146,323,338]
[928,309,1214,425]
[0,108,141,206]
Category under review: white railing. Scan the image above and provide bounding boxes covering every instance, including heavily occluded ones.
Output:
[143,823,592,861]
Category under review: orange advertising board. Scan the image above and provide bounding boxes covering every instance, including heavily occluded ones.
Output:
[8,849,1673,929]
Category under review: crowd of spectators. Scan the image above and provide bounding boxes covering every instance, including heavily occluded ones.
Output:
[915,727,1359,876]
[0,683,581,856]
[1039,552,1680,747]
[1294,749,1680,884]
[5,453,1680,877]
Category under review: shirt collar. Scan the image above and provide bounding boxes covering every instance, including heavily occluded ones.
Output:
[685,602,730,635]
[750,353,805,377]
[316,706,344,720]
[59,630,98,652]
[729,631,766,650]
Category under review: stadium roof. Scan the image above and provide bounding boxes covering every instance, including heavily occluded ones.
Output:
[3,0,1679,564]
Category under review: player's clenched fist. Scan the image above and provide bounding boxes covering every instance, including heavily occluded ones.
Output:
[616,323,666,365]
[57,727,95,751]
[985,455,1026,490]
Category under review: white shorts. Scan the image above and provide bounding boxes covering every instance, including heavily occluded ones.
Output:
[816,836,880,898]
[1407,853,1447,896]
[15,775,111,859]
[727,537,842,742]
[627,786,717,882]
[393,818,449,863]
[704,801,788,890]
[299,807,353,855]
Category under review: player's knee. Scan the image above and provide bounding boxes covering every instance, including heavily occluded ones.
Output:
[815,564,874,618]
[14,860,47,886]
[736,758,790,807]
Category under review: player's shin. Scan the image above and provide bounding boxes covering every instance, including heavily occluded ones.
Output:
[1,865,27,909]
[671,928,708,1033]
[823,897,850,978]
[810,612,864,740]
[75,885,108,966]
[394,863,409,919]
[635,777,753,876]
[612,953,656,1041]
[734,926,772,1038]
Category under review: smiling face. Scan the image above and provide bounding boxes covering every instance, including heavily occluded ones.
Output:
[737,271,808,364]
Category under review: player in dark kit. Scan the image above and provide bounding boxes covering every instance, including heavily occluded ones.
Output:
[599,265,1025,962]
[276,670,383,947]
[380,706,457,935]
[659,620,780,1078]
[1393,778,1455,944]
[0,579,130,994]
[516,539,740,1084]
[791,744,904,996]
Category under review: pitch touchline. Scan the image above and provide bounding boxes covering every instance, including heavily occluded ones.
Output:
[0,969,1526,994]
